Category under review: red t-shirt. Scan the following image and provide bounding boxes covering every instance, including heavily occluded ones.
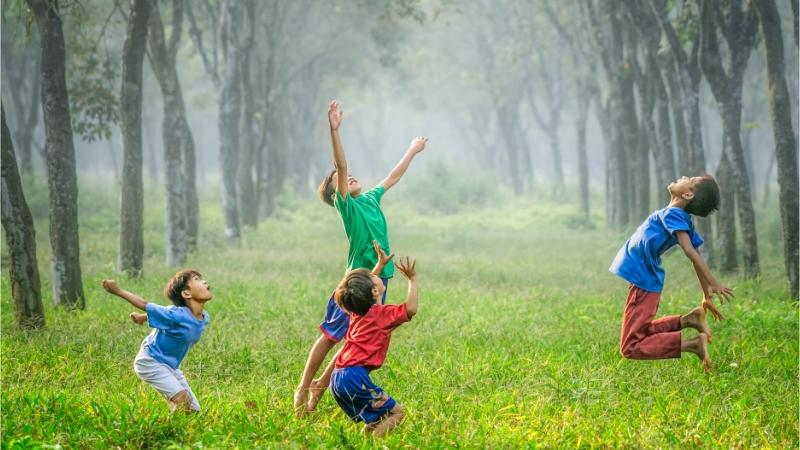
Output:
[335,303,411,370]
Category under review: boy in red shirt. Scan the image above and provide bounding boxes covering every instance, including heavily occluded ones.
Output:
[330,249,418,437]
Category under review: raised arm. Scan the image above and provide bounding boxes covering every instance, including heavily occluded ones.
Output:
[371,240,395,276]
[396,257,418,318]
[676,232,734,319]
[102,279,148,311]
[328,101,349,197]
[381,137,428,191]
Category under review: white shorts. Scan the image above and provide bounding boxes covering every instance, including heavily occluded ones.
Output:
[133,347,200,411]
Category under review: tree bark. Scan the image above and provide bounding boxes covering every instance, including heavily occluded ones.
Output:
[219,0,243,239]
[148,0,194,266]
[237,0,258,227]
[26,0,85,308]
[1,104,45,329]
[715,152,738,272]
[699,0,760,278]
[753,0,799,299]
[576,90,590,219]
[118,0,150,277]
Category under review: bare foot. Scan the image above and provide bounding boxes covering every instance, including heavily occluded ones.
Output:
[684,333,712,373]
[682,307,712,342]
[307,379,326,412]
[293,387,309,417]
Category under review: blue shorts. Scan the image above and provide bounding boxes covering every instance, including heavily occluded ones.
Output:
[330,366,396,424]
[320,277,389,342]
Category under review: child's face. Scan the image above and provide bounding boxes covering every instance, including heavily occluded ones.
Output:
[332,172,363,197]
[185,275,213,302]
[370,273,384,301]
[667,176,703,199]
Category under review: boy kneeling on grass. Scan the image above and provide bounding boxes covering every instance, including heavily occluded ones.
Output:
[102,270,212,412]
[610,175,734,372]
[330,243,418,437]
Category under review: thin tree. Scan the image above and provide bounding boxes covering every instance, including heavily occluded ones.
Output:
[752,0,799,299]
[118,0,151,277]
[1,104,45,329]
[25,0,84,308]
[148,0,195,265]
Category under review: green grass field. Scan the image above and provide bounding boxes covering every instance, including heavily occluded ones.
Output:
[2,180,798,448]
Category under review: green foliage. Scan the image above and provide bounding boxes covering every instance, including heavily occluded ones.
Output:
[1,181,797,448]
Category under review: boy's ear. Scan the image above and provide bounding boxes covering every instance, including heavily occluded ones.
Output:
[681,191,695,201]
[181,288,192,300]
[372,286,380,298]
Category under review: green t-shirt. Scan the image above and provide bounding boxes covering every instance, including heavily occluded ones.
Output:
[334,184,394,278]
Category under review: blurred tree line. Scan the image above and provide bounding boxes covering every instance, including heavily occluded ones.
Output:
[1,0,797,329]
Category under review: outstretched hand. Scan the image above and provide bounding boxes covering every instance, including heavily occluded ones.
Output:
[396,256,417,280]
[409,136,428,154]
[702,296,724,321]
[373,240,395,267]
[703,283,733,321]
[328,100,343,130]
[130,312,147,325]
[102,279,121,295]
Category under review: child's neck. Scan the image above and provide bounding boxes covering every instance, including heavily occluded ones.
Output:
[667,195,688,209]
[185,299,205,319]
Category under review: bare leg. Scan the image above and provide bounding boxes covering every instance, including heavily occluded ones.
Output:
[294,334,336,416]
[168,390,195,413]
[308,355,337,412]
[681,333,712,373]
[367,403,405,438]
[680,307,712,341]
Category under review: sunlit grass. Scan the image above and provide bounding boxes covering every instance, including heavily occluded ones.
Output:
[2,179,797,448]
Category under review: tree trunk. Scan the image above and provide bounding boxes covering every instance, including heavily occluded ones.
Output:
[715,152,738,272]
[118,0,150,277]
[26,0,85,308]
[753,0,799,299]
[237,0,258,227]
[219,0,242,239]
[699,0,760,278]
[576,91,590,219]
[148,0,191,266]
[1,104,45,329]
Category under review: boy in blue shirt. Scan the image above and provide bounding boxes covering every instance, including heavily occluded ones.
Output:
[293,100,427,415]
[610,175,734,372]
[102,270,211,411]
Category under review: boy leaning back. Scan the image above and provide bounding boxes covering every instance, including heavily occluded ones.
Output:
[293,100,427,414]
[102,270,212,411]
[609,175,734,371]
[331,245,418,437]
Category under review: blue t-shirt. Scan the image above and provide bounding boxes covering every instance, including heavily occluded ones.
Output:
[142,303,209,369]
[609,207,704,293]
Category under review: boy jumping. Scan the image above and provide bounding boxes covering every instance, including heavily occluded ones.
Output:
[331,247,418,437]
[293,100,427,414]
[609,175,734,371]
[102,270,212,411]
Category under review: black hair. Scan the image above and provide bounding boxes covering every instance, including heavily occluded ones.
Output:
[318,169,337,207]
[685,175,720,217]
[334,269,377,316]
[164,269,202,307]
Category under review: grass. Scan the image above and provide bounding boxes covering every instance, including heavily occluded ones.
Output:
[1,179,798,448]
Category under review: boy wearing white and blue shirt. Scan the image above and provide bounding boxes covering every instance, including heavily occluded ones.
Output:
[102,270,211,412]
[609,175,734,372]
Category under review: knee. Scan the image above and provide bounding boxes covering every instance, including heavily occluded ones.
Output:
[620,342,636,359]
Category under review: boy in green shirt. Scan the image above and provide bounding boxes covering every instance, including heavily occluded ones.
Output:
[293,100,427,415]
